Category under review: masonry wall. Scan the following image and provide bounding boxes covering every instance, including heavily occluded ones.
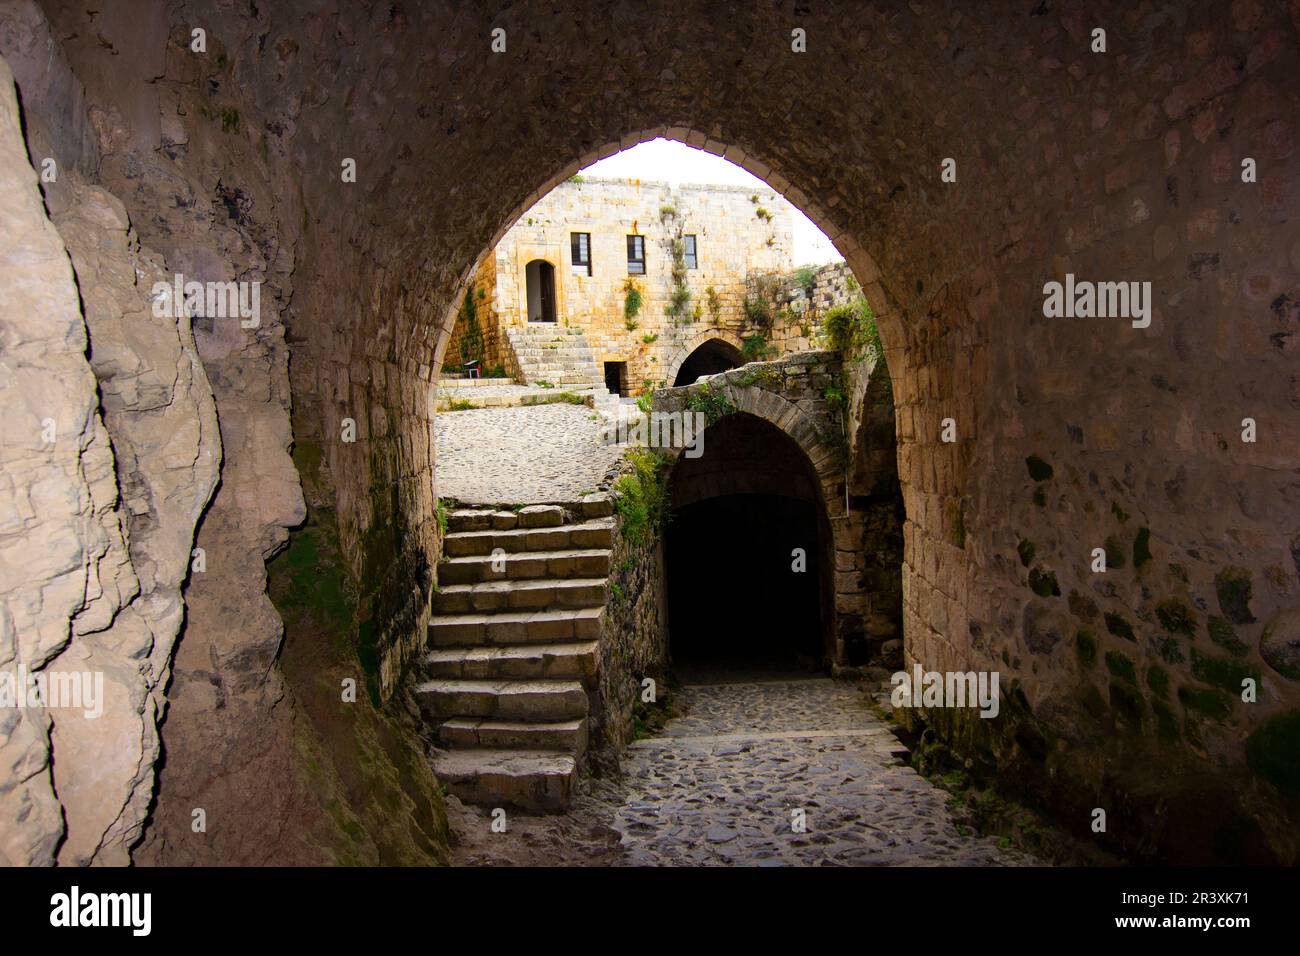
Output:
[490,177,793,390]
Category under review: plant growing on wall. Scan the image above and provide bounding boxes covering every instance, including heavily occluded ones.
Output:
[457,288,484,367]
[623,278,643,320]
[613,449,670,548]
[706,285,722,324]
[741,333,777,362]
[822,295,882,362]
[663,221,692,325]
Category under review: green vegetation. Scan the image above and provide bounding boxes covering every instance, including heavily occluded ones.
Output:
[1246,710,1300,793]
[435,499,450,537]
[685,382,735,424]
[1155,598,1197,637]
[1190,647,1257,693]
[1017,539,1036,567]
[1178,685,1231,721]
[446,398,479,411]
[1028,567,1060,597]
[1207,616,1247,656]
[705,285,722,323]
[1214,566,1255,624]
[823,296,881,362]
[457,288,484,368]
[1105,650,1137,683]
[642,333,659,344]
[794,265,817,295]
[741,334,777,362]
[612,449,670,548]
[1075,630,1097,668]
[755,206,773,222]
[623,278,643,320]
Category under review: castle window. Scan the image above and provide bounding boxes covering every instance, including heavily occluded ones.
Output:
[683,235,698,270]
[626,235,646,275]
[570,232,592,275]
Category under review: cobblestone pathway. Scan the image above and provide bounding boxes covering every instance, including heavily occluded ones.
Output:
[611,679,1036,866]
[434,403,626,504]
[449,678,1040,867]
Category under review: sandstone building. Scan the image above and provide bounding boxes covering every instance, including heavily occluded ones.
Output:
[445,177,800,394]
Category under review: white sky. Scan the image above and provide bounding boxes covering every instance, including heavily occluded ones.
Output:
[580,138,843,266]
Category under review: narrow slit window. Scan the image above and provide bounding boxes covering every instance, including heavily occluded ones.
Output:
[683,234,698,270]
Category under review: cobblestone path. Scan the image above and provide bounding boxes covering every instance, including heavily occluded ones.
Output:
[450,678,1040,866]
[610,679,1036,866]
[434,403,626,504]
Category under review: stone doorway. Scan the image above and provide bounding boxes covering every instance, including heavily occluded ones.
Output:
[525,258,557,322]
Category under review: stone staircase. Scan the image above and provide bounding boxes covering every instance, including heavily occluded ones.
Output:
[503,325,622,417]
[418,498,615,811]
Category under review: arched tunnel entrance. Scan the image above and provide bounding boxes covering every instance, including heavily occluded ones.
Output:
[672,338,743,387]
[665,413,834,680]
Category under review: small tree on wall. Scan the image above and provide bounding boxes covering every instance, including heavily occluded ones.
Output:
[458,289,484,368]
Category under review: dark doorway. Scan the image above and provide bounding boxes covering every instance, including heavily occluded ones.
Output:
[604,361,627,396]
[666,493,825,679]
[665,412,833,682]
[525,259,557,322]
[673,338,743,386]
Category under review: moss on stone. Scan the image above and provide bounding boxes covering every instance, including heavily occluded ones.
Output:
[1214,566,1256,624]
[1133,526,1152,569]
[1178,685,1231,721]
[1104,651,1137,683]
[1104,612,1136,642]
[1017,539,1036,568]
[1028,567,1060,597]
[1110,501,1129,523]
[1156,636,1185,664]
[1075,630,1097,668]
[1190,648,1257,694]
[1032,486,1047,507]
[1155,598,1197,637]
[1025,454,1054,482]
[1245,710,1300,794]
[1206,615,1248,657]
[1146,664,1170,698]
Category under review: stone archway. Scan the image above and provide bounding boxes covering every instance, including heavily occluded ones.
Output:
[667,331,746,387]
[10,0,1296,866]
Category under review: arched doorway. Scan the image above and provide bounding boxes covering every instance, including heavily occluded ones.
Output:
[665,413,834,681]
[671,337,744,387]
[525,259,557,323]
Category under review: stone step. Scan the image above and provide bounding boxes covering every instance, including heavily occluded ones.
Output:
[443,518,615,557]
[431,749,576,811]
[417,678,589,721]
[437,548,612,585]
[425,640,599,682]
[432,577,609,614]
[427,606,604,646]
[438,717,588,755]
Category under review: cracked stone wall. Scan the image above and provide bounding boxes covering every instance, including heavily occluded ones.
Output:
[0,0,1297,865]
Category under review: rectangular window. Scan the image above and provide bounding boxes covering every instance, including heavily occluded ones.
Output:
[626,234,645,275]
[683,235,698,270]
[570,232,592,275]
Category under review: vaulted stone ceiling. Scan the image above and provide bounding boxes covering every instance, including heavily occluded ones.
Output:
[0,0,1297,865]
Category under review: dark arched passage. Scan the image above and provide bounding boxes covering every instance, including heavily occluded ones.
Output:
[671,338,743,387]
[665,413,834,680]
